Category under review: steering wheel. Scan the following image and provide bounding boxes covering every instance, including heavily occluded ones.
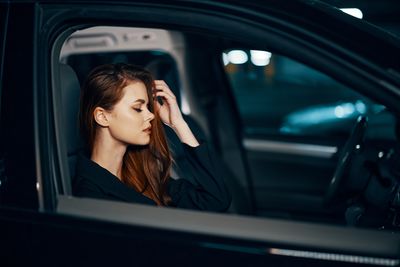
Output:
[324,116,368,205]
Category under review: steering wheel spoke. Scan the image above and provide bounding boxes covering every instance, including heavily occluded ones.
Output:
[324,116,368,205]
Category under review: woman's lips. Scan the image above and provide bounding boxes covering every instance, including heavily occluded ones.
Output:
[143,126,152,133]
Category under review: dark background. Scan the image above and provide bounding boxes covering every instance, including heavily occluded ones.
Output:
[322,0,400,35]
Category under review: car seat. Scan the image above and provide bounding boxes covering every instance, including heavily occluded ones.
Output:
[59,63,83,195]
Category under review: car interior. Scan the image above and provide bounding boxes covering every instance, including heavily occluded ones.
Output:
[57,26,253,213]
[54,25,400,231]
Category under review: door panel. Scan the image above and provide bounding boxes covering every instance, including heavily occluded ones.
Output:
[244,139,337,219]
[3,198,400,266]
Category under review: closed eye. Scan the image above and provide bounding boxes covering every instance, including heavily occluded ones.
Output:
[132,105,143,112]
[132,103,150,113]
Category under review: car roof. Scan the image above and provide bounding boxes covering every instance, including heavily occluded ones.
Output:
[8,0,400,71]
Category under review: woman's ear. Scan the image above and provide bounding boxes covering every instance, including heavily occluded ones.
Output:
[93,107,109,127]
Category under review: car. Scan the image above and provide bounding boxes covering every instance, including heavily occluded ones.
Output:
[1,0,400,266]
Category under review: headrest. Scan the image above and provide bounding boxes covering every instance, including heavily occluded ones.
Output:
[59,63,83,155]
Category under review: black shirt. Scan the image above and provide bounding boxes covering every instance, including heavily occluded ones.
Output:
[73,141,231,212]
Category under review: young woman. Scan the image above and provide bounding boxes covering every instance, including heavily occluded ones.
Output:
[73,63,231,211]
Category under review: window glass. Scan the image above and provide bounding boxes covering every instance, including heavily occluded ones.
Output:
[222,49,384,137]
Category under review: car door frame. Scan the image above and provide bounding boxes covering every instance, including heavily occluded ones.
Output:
[29,0,400,265]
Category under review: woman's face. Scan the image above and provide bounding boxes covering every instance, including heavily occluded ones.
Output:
[105,81,155,146]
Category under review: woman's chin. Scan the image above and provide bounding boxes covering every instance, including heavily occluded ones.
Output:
[126,135,151,146]
[137,137,151,146]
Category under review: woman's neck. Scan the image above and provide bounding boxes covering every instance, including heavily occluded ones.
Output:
[91,136,126,180]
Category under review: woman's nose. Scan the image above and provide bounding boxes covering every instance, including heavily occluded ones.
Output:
[145,111,155,122]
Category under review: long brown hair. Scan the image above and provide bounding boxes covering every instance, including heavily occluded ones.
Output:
[79,63,172,205]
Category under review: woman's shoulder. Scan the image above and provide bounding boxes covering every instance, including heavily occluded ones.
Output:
[72,153,112,199]
[73,153,156,205]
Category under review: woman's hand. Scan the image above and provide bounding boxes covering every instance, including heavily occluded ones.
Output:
[153,80,185,129]
[153,80,199,147]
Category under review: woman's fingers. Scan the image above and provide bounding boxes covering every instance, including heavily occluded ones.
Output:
[153,80,185,128]
[153,90,177,105]
[153,80,176,100]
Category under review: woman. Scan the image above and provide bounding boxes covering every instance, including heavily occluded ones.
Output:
[73,63,231,212]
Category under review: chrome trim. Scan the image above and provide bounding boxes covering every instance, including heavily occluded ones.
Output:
[269,248,399,266]
[243,139,337,158]
[33,61,44,212]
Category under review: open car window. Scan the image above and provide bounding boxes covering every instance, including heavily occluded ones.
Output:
[53,24,400,232]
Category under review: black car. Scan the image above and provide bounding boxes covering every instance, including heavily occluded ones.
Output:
[1,0,400,266]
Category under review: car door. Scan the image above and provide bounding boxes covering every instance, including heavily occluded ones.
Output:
[2,1,399,266]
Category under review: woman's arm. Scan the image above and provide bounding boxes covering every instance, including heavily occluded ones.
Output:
[170,120,200,147]
[153,80,199,147]
[167,141,232,212]
[153,80,231,211]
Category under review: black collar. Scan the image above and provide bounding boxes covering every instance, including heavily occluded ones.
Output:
[74,153,156,205]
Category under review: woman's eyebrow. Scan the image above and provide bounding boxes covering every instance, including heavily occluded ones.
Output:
[132,99,146,104]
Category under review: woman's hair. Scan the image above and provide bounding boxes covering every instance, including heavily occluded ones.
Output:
[79,63,172,205]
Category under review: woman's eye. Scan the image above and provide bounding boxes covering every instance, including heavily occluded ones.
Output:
[133,108,142,113]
